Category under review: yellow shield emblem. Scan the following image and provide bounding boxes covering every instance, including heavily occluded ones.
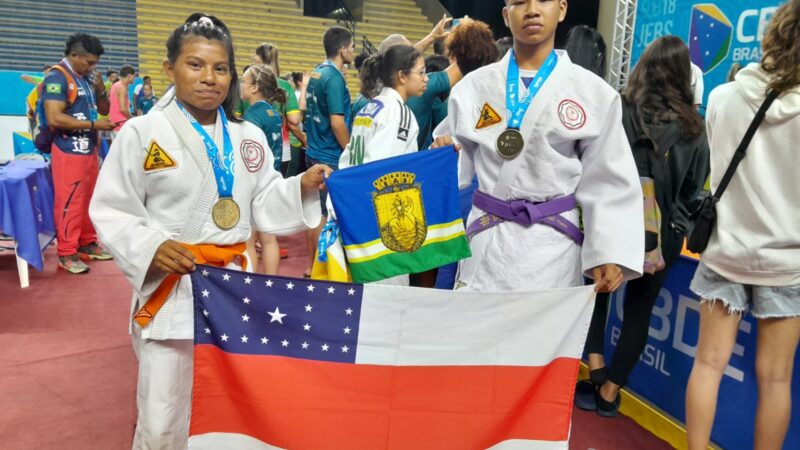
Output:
[372,172,427,253]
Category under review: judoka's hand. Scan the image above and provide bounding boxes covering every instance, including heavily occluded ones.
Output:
[152,240,196,275]
[430,135,461,151]
[302,164,332,192]
[592,264,624,293]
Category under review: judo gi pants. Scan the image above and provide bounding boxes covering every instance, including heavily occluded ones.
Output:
[131,325,193,450]
[51,146,99,256]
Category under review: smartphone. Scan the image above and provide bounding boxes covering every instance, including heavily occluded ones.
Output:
[452,18,461,28]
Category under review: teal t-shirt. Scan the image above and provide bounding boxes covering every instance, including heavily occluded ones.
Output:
[304,62,352,166]
[407,71,451,150]
[351,93,370,125]
[244,101,283,170]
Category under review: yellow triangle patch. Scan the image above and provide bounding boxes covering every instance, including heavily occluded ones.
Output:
[476,103,503,130]
[143,140,176,172]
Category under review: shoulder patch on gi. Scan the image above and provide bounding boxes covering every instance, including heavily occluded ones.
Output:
[240,139,265,173]
[358,99,385,118]
[397,101,411,142]
[143,140,176,172]
[476,103,503,130]
[558,99,587,130]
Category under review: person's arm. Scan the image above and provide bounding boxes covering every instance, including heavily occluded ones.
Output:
[330,115,350,150]
[414,14,452,53]
[44,100,115,131]
[444,64,463,90]
[90,71,110,116]
[298,73,310,112]
[117,84,132,119]
[287,113,307,147]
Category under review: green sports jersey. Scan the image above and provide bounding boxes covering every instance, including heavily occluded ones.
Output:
[303,61,352,166]
[407,71,451,150]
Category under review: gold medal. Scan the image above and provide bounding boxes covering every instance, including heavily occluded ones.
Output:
[496,129,525,159]
[212,197,240,230]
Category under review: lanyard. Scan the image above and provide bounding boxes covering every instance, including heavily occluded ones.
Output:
[506,49,558,130]
[319,60,345,81]
[177,102,235,198]
[61,58,98,121]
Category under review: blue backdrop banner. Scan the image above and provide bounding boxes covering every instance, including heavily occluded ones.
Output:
[604,256,800,450]
[633,0,785,108]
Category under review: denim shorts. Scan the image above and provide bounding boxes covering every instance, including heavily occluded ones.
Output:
[305,155,338,217]
[690,262,800,319]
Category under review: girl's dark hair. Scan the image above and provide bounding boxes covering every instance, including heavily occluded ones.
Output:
[359,45,421,99]
[254,42,280,75]
[760,0,800,93]
[166,13,241,122]
[245,64,287,106]
[565,25,607,78]
[624,35,703,137]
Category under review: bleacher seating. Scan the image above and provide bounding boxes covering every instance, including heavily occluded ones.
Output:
[135,0,435,96]
[0,0,138,73]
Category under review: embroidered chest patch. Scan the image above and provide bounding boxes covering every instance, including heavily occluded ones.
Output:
[143,140,176,172]
[240,139,265,173]
[476,103,503,130]
[557,99,587,130]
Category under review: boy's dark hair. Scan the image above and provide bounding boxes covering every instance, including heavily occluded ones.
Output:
[433,38,446,56]
[65,33,104,57]
[106,69,118,77]
[120,65,136,78]
[564,25,607,78]
[323,26,352,59]
[291,71,304,87]
[166,13,241,122]
[495,37,513,60]
[354,52,370,71]
[425,55,450,74]
[143,75,151,82]
[360,45,421,99]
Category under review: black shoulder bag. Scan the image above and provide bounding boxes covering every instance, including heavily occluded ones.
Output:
[686,90,779,253]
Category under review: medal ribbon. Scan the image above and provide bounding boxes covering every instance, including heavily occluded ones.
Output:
[177,103,235,198]
[506,49,558,130]
[61,58,98,121]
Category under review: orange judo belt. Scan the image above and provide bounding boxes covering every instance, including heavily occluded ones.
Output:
[133,242,247,327]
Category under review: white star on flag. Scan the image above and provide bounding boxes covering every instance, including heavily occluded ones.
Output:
[244,276,252,285]
[221,334,229,342]
[303,323,311,331]
[242,297,251,305]
[348,288,355,296]
[241,335,249,343]
[341,345,349,353]
[302,342,309,349]
[204,328,211,334]
[223,273,231,281]
[242,314,250,322]
[327,286,336,294]
[305,304,313,312]
[260,337,268,344]
[268,307,287,324]
[321,343,329,351]
[344,327,351,335]
[281,339,289,347]
[307,285,315,292]
[202,289,210,297]
[203,309,209,317]
[286,282,294,290]
[265,280,273,287]
[201,269,209,277]
[345,308,353,316]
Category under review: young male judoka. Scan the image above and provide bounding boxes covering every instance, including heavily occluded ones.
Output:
[432,0,644,292]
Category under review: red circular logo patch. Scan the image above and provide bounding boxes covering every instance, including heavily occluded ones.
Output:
[240,140,265,173]
[557,99,586,130]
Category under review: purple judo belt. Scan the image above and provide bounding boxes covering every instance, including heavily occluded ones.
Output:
[465,190,584,245]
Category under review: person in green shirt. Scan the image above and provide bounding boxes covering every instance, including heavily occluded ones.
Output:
[350,52,371,119]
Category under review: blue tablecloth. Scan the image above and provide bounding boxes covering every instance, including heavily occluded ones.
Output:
[0,160,55,271]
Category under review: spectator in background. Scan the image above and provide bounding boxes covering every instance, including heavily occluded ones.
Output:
[351,52,371,117]
[495,36,513,60]
[685,2,800,448]
[104,69,118,92]
[425,54,451,137]
[726,62,743,83]
[303,26,355,278]
[42,33,115,274]
[433,38,447,56]
[135,83,157,116]
[133,75,151,104]
[564,25,607,78]
[691,62,704,109]
[285,71,308,177]
[109,65,135,137]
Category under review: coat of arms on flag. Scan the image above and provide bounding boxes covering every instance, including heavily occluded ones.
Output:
[325,148,471,283]
[188,265,596,449]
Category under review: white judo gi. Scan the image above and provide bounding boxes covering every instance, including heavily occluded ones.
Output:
[434,50,644,292]
[89,99,320,449]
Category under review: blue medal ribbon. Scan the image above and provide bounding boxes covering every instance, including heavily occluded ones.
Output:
[316,219,340,263]
[177,102,235,198]
[62,58,98,121]
[506,49,558,130]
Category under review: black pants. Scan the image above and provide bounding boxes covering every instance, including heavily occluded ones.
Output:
[584,233,683,387]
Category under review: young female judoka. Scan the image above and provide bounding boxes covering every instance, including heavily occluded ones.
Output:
[432,0,644,293]
[89,14,327,448]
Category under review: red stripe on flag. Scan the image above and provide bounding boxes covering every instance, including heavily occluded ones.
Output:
[191,344,579,449]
